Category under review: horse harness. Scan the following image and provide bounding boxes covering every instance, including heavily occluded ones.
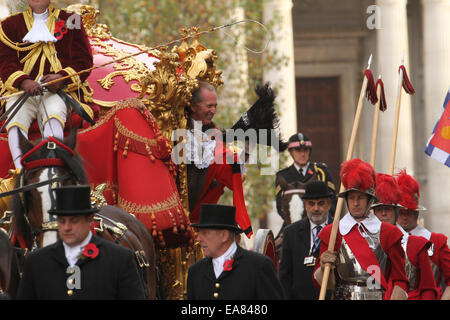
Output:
[93,213,150,269]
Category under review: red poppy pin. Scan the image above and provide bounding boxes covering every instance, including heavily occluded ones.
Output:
[54,19,68,40]
[223,259,234,272]
[307,169,314,175]
[82,243,99,259]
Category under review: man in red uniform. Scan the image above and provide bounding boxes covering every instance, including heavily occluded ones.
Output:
[313,158,409,300]
[0,0,94,169]
[372,173,438,300]
[396,169,450,300]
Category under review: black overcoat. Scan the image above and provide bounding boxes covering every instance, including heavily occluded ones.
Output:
[17,235,146,300]
[279,217,332,299]
[275,162,337,218]
[187,245,285,300]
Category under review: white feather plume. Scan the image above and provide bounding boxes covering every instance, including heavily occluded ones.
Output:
[289,194,304,224]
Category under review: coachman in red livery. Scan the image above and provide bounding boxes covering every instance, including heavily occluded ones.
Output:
[0,0,95,171]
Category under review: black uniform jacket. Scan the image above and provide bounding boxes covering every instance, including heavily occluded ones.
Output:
[275,162,336,218]
[279,216,333,299]
[17,235,146,300]
[187,244,285,300]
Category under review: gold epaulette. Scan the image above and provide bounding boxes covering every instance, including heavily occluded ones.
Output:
[314,162,326,182]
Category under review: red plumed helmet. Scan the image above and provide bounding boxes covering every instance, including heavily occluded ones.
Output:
[396,169,421,211]
[339,159,376,198]
[374,173,401,206]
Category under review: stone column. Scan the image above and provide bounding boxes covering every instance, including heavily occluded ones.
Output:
[263,0,298,235]
[422,0,450,237]
[375,0,414,174]
[263,0,296,234]
[219,6,249,117]
[262,0,297,141]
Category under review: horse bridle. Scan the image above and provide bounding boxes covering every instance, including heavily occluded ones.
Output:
[1,137,80,249]
[0,173,72,200]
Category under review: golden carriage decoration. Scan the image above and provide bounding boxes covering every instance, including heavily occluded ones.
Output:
[66,4,223,300]
[0,4,276,300]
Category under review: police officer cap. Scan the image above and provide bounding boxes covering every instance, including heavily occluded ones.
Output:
[288,132,312,150]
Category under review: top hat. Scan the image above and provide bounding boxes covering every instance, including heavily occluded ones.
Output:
[302,180,334,200]
[48,185,99,216]
[287,132,312,150]
[190,204,243,233]
[338,158,377,200]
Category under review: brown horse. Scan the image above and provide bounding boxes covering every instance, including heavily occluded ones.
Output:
[273,175,306,262]
[9,130,158,299]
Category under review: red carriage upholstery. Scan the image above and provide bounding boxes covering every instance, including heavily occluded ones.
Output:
[77,99,194,249]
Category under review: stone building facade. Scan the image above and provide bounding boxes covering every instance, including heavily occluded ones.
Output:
[266,0,450,238]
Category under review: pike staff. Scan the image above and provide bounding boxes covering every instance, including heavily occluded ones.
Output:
[388,54,415,175]
[318,54,377,300]
[369,76,387,166]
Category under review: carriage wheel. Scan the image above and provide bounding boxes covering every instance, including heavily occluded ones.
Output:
[253,229,278,271]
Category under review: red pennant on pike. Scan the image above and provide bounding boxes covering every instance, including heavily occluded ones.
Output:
[398,65,415,94]
[364,69,378,105]
[376,78,387,112]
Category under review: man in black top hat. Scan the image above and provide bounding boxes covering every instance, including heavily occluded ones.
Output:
[17,185,146,300]
[279,181,333,299]
[275,132,336,226]
[187,203,285,300]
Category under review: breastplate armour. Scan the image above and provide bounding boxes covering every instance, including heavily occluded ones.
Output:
[402,241,416,290]
[334,230,387,300]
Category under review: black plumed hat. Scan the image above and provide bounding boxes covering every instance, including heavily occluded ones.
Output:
[231,83,288,152]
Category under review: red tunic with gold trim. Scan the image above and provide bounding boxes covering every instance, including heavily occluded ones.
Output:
[0,5,94,119]
[313,215,409,300]
[404,234,439,300]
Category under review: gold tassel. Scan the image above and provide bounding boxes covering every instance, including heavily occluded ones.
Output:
[145,144,155,163]
[151,213,157,238]
[123,138,129,157]
[113,132,119,152]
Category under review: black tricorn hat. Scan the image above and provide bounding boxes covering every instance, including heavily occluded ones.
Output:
[302,181,334,200]
[48,185,99,216]
[190,204,243,233]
